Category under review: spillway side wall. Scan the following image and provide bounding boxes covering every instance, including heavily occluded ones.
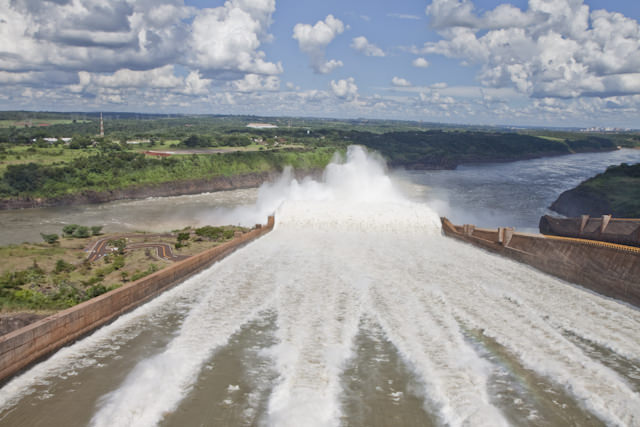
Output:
[441,218,640,307]
[0,217,275,383]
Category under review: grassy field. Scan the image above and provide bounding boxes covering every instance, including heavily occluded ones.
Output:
[0,145,97,175]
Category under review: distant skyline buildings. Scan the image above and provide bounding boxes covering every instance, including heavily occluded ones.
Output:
[0,0,639,128]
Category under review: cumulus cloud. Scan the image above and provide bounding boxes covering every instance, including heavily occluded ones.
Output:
[84,65,183,89]
[0,0,281,89]
[392,77,412,87]
[68,65,216,98]
[412,57,430,68]
[351,36,385,57]
[329,77,358,100]
[293,15,345,74]
[422,0,640,98]
[189,0,282,76]
[230,74,280,92]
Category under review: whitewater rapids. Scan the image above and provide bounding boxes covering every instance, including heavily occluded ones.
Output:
[0,146,639,427]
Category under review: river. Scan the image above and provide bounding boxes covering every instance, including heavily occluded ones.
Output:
[0,147,639,426]
[2,149,640,246]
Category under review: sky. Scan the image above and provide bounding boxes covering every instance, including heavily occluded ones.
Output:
[1,0,639,128]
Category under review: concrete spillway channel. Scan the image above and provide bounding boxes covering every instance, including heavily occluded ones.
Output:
[441,217,640,308]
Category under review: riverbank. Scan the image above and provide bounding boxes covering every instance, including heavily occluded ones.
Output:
[0,147,619,210]
[0,168,322,210]
[551,162,640,217]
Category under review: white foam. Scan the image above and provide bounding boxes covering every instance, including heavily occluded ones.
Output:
[90,243,280,427]
[265,229,365,427]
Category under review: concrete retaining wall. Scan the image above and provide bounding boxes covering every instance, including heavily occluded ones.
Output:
[441,217,640,307]
[0,216,275,383]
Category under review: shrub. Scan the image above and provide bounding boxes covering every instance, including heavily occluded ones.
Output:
[54,259,75,274]
[73,226,90,238]
[87,284,109,298]
[131,264,159,281]
[112,255,125,270]
[195,226,224,240]
[62,224,79,236]
[91,226,103,236]
[41,233,59,244]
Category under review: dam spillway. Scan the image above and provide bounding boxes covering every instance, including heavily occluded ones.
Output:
[0,147,639,427]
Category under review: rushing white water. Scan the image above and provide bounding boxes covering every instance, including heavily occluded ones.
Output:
[1,146,640,427]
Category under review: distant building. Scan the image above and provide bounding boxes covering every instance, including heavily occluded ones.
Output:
[247,123,277,129]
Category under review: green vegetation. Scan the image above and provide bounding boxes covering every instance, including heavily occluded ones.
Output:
[0,149,335,199]
[195,226,236,240]
[130,264,159,282]
[0,224,249,313]
[0,111,635,205]
[554,163,640,218]
[349,131,618,168]
[40,233,59,244]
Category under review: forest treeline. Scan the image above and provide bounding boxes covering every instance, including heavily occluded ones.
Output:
[0,149,334,199]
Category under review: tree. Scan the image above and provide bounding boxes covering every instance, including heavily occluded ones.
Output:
[4,163,45,192]
[40,233,59,244]
[182,134,210,147]
[62,224,79,236]
[73,226,90,238]
[91,226,103,236]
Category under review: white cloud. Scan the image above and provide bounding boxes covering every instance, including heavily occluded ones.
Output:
[88,65,183,89]
[293,14,345,74]
[423,0,640,98]
[412,57,430,68]
[183,71,212,95]
[329,77,358,100]
[189,0,282,76]
[68,65,216,97]
[387,13,421,20]
[392,77,412,87]
[0,0,281,80]
[351,36,385,57]
[230,74,280,92]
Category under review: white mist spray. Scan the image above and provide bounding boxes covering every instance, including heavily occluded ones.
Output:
[203,145,441,232]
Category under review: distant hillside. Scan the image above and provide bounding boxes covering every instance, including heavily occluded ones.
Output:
[352,131,617,169]
[551,163,640,218]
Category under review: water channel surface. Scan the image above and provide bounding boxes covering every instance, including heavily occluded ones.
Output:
[0,147,639,426]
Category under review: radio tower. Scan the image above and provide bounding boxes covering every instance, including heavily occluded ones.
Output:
[99,112,104,137]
